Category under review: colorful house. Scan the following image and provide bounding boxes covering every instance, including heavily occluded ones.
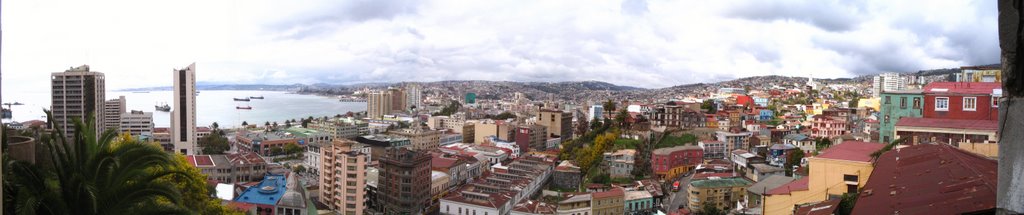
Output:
[878,90,924,143]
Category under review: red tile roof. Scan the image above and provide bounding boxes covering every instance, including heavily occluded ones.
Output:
[766,177,809,195]
[814,141,885,162]
[153,127,170,133]
[592,187,624,199]
[192,155,215,167]
[794,198,841,215]
[851,144,997,215]
[923,82,1001,95]
[895,118,998,131]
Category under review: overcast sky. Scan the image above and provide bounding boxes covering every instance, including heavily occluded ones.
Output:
[1,0,998,91]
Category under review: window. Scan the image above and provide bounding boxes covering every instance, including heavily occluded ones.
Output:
[847,184,858,194]
[935,97,949,111]
[884,115,890,124]
[994,97,1000,107]
[913,98,921,109]
[884,96,891,104]
[964,97,977,111]
[843,174,858,182]
[900,97,907,109]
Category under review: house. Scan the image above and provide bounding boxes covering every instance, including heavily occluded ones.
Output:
[698,141,727,159]
[687,177,753,213]
[652,145,704,179]
[591,188,625,215]
[894,82,1001,154]
[745,175,795,212]
[851,144,997,214]
[604,149,636,178]
[810,115,847,139]
[556,194,592,215]
[624,190,654,215]
[763,141,884,215]
[878,90,924,143]
[781,133,815,154]
[553,161,582,190]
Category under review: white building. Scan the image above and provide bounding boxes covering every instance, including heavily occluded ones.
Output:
[172,63,197,155]
[872,72,907,97]
[104,95,126,133]
[119,110,153,137]
[51,65,106,139]
[588,105,604,121]
[406,84,422,111]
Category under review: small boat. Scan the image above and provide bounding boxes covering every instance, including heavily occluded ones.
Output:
[155,103,171,112]
[236,106,252,110]
[233,98,251,102]
[12,102,24,105]
[249,96,264,99]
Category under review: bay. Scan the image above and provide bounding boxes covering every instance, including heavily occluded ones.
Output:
[4,90,366,128]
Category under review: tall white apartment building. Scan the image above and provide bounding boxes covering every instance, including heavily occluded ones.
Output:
[104,95,126,133]
[119,110,154,137]
[51,65,105,139]
[872,72,907,97]
[172,63,197,155]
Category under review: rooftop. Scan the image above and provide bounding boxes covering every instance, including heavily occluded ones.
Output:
[652,145,703,155]
[233,174,289,206]
[851,144,997,215]
[512,200,557,214]
[794,198,841,215]
[689,177,752,189]
[814,141,885,163]
[624,190,653,201]
[746,175,795,195]
[923,82,1001,95]
[592,187,624,199]
[895,118,999,131]
[766,177,809,195]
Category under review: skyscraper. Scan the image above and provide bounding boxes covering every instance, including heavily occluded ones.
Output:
[872,73,907,97]
[389,87,406,113]
[319,139,367,214]
[104,95,126,133]
[406,84,421,111]
[51,65,105,139]
[367,90,392,120]
[172,63,196,155]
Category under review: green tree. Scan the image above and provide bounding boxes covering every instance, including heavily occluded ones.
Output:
[200,130,231,154]
[493,111,516,120]
[211,122,219,130]
[614,108,628,128]
[702,99,717,114]
[242,121,248,127]
[785,150,806,176]
[294,165,307,174]
[848,98,860,108]
[3,112,192,214]
[815,138,833,152]
[602,99,617,117]
[699,202,725,215]
[264,121,271,127]
[284,143,303,155]
[838,192,859,215]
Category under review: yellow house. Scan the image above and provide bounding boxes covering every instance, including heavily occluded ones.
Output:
[763,141,884,215]
[856,97,880,111]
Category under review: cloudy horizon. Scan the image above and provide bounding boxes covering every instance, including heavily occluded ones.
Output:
[1,0,999,92]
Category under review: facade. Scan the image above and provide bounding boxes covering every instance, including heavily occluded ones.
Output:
[319,139,367,214]
[588,105,604,121]
[764,141,883,215]
[367,90,392,120]
[389,127,442,151]
[515,124,548,153]
[687,177,753,212]
[810,115,847,138]
[623,190,654,215]
[957,65,1001,82]
[536,109,573,142]
[553,161,582,190]
[604,149,635,178]
[745,175,795,210]
[172,63,197,155]
[652,145,704,179]
[51,65,105,139]
[406,84,422,111]
[654,101,703,128]
[591,188,624,215]
[556,194,591,215]
[378,148,432,214]
[430,171,451,206]
[698,140,727,159]
[716,131,751,155]
[879,90,924,143]
[103,95,126,133]
[186,152,267,183]
[119,110,153,137]
[894,82,1001,146]
[872,72,907,97]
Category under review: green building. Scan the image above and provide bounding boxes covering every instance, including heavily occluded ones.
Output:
[879,90,924,143]
[465,93,476,104]
[624,190,654,214]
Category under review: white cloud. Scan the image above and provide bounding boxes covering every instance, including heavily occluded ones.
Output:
[1,0,999,91]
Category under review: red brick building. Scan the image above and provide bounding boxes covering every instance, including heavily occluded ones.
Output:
[922,82,1000,120]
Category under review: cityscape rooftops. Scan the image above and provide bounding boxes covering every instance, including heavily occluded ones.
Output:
[512,200,557,214]
[592,187,624,199]
[851,144,997,214]
[813,141,885,162]
[233,174,288,205]
[689,177,752,189]
[895,118,999,131]
[624,190,653,201]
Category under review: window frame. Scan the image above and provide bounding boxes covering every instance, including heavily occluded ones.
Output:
[963,97,977,111]
[935,97,949,111]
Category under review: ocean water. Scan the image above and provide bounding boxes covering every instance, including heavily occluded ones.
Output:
[4,90,366,128]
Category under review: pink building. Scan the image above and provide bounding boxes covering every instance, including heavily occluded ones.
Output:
[318,139,367,214]
[810,115,847,138]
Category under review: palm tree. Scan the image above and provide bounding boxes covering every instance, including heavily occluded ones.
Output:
[4,112,189,214]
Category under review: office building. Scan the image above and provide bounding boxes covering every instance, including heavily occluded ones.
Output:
[588,105,604,121]
[388,127,442,151]
[319,139,367,214]
[104,95,125,133]
[389,87,406,113]
[378,148,431,214]
[536,109,573,142]
[172,63,197,155]
[367,90,392,120]
[406,84,422,111]
[872,72,907,97]
[119,110,153,137]
[51,65,105,139]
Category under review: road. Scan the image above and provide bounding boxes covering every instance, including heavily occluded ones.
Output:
[664,173,693,212]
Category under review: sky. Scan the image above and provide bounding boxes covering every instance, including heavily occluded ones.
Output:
[1,0,999,91]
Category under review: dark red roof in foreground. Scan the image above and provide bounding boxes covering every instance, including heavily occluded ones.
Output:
[814,141,885,162]
[851,144,997,215]
[923,82,1001,95]
[895,117,999,131]
[794,198,841,215]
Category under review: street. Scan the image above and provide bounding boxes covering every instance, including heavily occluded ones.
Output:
[664,173,693,212]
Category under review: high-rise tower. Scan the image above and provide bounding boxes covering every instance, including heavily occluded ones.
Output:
[172,63,197,155]
[51,65,105,139]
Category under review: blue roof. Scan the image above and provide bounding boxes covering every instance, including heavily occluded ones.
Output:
[234,174,288,205]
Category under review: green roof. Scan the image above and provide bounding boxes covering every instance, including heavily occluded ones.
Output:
[284,127,322,137]
[689,177,753,189]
